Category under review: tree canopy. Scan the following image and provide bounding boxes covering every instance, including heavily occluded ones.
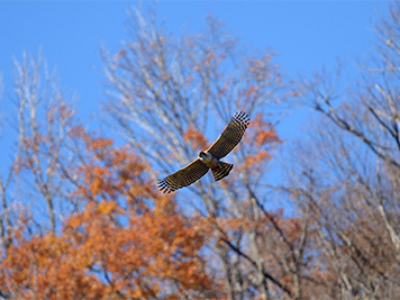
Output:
[0,3,400,300]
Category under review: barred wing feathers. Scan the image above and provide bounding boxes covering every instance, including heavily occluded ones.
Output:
[207,111,250,159]
[158,159,209,193]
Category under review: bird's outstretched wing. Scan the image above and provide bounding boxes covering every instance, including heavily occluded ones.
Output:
[207,111,250,159]
[158,159,209,193]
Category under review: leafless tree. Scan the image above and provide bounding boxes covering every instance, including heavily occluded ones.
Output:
[281,2,400,299]
[2,52,82,236]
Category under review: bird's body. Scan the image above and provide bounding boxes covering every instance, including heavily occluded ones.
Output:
[158,111,250,193]
[199,151,234,182]
[199,151,219,168]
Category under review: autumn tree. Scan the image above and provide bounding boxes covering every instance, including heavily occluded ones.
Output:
[0,48,227,298]
[0,133,218,299]
[0,52,83,249]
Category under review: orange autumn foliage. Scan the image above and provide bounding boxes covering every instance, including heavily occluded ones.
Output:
[183,125,209,150]
[1,234,106,300]
[0,133,220,300]
[239,112,280,169]
[244,149,271,168]
[250,113,280,146]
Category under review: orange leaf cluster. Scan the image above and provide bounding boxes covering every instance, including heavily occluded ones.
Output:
[0,197,215,299]
[250,113,280,146]
[1,234,105,299]
[183,125,209,150]
[244,149,271,168]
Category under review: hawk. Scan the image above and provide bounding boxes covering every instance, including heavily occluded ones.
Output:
[158,111,250,193]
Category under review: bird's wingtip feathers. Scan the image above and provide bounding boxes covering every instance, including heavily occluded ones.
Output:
[157,179,175,194]
[234,111,250,127]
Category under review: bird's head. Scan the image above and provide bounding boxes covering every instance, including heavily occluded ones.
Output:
[199,151,207,159]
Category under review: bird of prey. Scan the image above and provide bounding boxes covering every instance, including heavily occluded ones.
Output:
[158,111,250,193]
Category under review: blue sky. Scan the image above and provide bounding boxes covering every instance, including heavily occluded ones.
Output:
[0,1,389,139]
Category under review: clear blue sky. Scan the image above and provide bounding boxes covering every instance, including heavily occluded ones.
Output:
[0,1,389,137]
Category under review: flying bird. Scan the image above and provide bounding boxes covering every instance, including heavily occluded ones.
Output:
[158,111,250,193]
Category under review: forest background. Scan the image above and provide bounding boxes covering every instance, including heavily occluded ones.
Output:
[0,1,398,299]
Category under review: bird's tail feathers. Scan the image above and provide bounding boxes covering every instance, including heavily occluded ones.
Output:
[212,162,233,181]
